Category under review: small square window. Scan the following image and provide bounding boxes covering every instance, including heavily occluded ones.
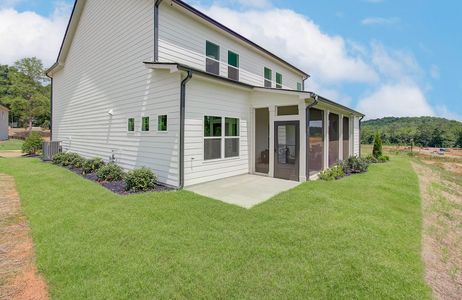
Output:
[128,118,134,132]
[158,115,167,131]
[204,138,221,160]
[225,117,239,137]
[276,72,282,89]
[141,116,149,131]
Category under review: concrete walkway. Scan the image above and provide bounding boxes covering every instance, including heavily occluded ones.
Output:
[0,150,22,158]
[186,174,301,208]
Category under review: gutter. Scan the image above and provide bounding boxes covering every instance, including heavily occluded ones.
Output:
[179,69,192,189]
[154,0,163,62]
[359,115,365,157]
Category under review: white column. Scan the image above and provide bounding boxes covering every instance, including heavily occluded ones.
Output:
[298,101,307,181]
[349,116,354,157]
[339,113,343,161]
[249,107,255,174]
[268,105,275,177]
[324,110,329,169]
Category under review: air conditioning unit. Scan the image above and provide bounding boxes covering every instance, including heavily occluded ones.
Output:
[42,141,62,161]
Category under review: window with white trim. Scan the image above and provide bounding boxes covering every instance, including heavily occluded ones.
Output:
[206,41,220,75]
[204,116,240,160]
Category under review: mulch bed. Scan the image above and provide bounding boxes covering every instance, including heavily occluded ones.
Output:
[64,166,173,195]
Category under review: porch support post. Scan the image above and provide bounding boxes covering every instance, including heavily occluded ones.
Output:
[268,105,275,177]
[298,101,307,181]
[350,116,354,157]
[339,113,343,161]
[324,110,329,170]
[249,107,255,174]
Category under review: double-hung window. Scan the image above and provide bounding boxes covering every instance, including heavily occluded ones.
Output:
[206,41,220,75]
[264,67,272,88]
[228,51,239,81]
[297,82,302,91]
[225,117,239,158]
[204,116,240,160]
[204,116,222,160]
[158,115,167,132]
[276,72,283,89]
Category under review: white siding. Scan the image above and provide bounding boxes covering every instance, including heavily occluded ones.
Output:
[184,77,251,186]
[353,116,360,156]
[158,2,304,90]
[52,0,182,187]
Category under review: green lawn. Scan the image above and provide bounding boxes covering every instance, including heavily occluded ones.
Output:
[0,139,23,151]
[0,157,430,299]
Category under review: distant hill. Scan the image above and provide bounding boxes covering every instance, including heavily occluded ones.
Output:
[361,116,462,147]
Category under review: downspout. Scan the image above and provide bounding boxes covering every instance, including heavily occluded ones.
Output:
[46,74,53,141]
[179,69,193,189]
[359,115,365,157]
[305,93,318,179]
[154,0,163,62]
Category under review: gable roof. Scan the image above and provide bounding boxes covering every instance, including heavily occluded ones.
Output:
[46,0,309,79]
[0,105,9,111]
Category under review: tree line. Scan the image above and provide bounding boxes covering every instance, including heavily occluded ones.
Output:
[361,116,462,148]
[0,57,50,131]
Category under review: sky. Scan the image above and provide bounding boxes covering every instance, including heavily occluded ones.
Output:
[0,0,460,121]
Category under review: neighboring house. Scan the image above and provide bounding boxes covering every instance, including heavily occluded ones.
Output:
[46,0,364,188]
[0,105,9,141]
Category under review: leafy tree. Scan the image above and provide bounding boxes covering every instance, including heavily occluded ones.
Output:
[14,57,49,85]
[454,131,462,148]
[430,128,445,148]
[372,131,383,158]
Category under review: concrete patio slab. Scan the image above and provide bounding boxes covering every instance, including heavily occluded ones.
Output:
[185,174,301,208]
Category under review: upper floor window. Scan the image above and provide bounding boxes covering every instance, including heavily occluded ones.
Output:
[276,72,282,89]
[264,67,272,88]
[128,118,135,132]
[297,82,302,91]
[228,51,239,81]
[206,41,220,75]
[158,115,167,132]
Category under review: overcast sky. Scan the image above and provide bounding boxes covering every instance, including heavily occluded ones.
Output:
[0,0,460,121]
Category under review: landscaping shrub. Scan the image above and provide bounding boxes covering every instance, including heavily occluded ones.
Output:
[378,155,390,162]
[96,163,125,181]
[319,165,345,181]
[60,153,83,167]
[125,167,157,192]
[52,152,66,165]
[21,132,43,154]
[340,156,369,174]
[82,158,105,174]
[364,154,379,164]
[372,131,383,158]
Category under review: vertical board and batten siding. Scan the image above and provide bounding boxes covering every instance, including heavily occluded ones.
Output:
[52,0,182,186]
[158,2,304,90]
[353,116,360,156]
[184,77,251,186]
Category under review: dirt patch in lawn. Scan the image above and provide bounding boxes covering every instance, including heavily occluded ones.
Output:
[412,162,462,299]
[0,174,48,300]
[421,160,462,177]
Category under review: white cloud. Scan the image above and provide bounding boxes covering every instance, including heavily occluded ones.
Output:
[0,3,71,67]
[197,5,378,84]
[434,105,462,122]
[361,17,400,26]
[356,83,434,119]
[234,0,271,9]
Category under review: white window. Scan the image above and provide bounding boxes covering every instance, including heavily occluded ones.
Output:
[204,116,240,160]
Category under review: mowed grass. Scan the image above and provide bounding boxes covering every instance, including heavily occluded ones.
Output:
[0,139,23,151]
[0,157,430,299]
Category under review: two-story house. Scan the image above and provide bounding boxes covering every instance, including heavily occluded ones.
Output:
[46,0,364,188]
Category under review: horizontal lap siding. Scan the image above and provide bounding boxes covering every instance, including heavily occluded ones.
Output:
[184,78,251,186]
[53,0,181,186]
[158,2,303,90]
[353,116,360,156]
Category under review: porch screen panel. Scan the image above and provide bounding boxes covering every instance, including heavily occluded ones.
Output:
[307,108,324,176]
[329,113,339,166]
[255,108,269,173]
[343,116,350,160]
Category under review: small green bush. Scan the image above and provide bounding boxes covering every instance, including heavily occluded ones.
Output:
[372,131,383,158]
[378,155,390,162]
[22,132,43,154]
[341,156,369,174]
[82,158,105,174]
[52,152,66,165]
[125,167,157,192]
[319,165,345,181]
[60,153,83,167]
[364,154,378,164]
[96,163,125,181]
